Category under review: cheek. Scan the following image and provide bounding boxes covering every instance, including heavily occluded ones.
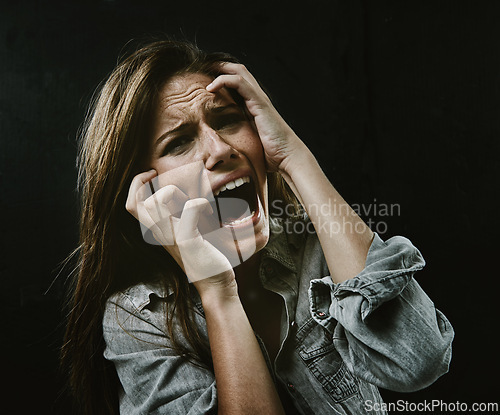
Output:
[152,157,198,191]
[152,158,177,188]
[233,130,269,206]
[153,157,211,200]
[152,157,177,175]
[233,130,265,169]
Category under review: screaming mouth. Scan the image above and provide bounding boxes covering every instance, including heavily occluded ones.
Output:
[212,176,258,227]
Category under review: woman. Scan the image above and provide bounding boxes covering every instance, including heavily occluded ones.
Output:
[62,39,454,415]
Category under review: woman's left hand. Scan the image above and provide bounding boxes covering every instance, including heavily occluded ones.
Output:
[206,63,306,173]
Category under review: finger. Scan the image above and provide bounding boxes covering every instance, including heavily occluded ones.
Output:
[176,198,213,242]
[125,169,157,217]
[205,72,254,95]
[207,74,270,113]
[138,212,167,246]
[212,62,259,88]
[142,185,188,245]
[133,195,165,245]
[144,185,188,224]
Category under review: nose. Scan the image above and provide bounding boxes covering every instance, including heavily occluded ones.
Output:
[201,126,237,170]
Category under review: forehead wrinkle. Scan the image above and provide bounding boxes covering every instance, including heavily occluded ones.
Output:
[154,75,238,141]
[155,92,205,132]
[160,86,207,109]
[159,90,232,124]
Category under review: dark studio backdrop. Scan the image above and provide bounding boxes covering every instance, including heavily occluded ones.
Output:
[1,0,498,413]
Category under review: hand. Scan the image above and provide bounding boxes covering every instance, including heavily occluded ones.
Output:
[206,63,306,173]
[125,169,237,297]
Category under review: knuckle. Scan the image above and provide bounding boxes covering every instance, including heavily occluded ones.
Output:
[183,198,199,210]
[125,199,135,213]
[143,196,156,211]
[186,197,207,208]
[157,185,176,200]
[129,175,139,186]
[131,174,144,187]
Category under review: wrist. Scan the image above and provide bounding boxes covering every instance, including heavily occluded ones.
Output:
[195,273,240,306]
[278,138,317,179]
[200,287,242,315]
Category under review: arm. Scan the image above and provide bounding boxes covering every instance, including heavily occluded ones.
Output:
[126,173,285,415]
[207,64,453,391]
[308,233,454,391]
[196,280,285,415]
[279,144,374,283]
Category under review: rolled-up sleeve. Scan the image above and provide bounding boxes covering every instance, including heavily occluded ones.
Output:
[103,293,217,414]
[308,233,454,392]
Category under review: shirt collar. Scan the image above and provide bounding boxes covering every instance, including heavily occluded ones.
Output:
[261,216,302,273]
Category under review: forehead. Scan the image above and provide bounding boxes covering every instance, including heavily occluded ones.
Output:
[156,73,235,117]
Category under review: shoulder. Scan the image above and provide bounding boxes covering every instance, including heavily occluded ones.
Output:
[103,280,207,355]
[105,280,170,314]
[103,281,173,353]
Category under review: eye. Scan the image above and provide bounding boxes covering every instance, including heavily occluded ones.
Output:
[161,135,193,156]
[213,113,245,130]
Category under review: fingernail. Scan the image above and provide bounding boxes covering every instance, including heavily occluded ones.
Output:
[206,82,214,91]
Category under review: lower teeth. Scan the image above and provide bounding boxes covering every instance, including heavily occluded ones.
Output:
[224,210,255,226]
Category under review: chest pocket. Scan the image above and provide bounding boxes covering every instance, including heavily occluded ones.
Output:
[296,318,358,402]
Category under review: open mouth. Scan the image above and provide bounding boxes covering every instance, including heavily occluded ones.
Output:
[213,176,259,227]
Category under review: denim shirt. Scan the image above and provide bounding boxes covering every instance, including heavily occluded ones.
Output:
[103,217,454,414]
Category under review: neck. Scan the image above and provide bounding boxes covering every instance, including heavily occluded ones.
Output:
[234,250,263,290]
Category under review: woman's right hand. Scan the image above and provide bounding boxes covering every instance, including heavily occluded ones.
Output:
[125,169,237,298]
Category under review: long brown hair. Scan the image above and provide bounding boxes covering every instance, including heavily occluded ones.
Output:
[61,38,298,414]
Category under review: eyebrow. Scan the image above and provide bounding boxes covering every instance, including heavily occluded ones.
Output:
[154,103,241,145]
[208,102,239,114]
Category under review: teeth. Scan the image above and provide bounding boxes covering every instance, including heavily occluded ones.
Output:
[223,210,255,226]
[214,176,250,196]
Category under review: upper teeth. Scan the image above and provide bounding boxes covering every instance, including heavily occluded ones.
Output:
[214,176,250,196]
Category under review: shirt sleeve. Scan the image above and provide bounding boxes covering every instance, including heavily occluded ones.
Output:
[308,233,454,392]
[103,293,217,415]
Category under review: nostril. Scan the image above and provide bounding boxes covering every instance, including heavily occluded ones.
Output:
[210,160,224,170]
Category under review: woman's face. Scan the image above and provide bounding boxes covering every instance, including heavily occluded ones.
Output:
[148,72,270,262]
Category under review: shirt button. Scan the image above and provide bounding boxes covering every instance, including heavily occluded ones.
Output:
[290,320,295,327]
[287,382,295,391]
[316,311,327,319]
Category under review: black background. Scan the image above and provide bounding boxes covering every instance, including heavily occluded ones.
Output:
[1,0,499,413]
